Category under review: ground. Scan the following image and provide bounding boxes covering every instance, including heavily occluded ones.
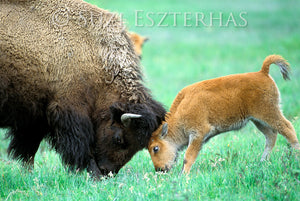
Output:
[1,0,300,200]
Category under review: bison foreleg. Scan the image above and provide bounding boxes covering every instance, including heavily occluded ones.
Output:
[47,102,95,172]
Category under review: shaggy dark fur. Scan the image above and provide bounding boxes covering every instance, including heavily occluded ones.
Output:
[110,100,166,148]
[92,100,166,175]
[0,0,166,177]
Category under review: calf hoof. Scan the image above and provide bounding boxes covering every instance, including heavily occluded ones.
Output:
[180,161,191,175]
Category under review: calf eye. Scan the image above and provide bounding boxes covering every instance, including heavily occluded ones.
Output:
[153,146,159,153]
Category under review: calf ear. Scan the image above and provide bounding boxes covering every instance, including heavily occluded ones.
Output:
[161,123,168,138]
[143,37,149,43]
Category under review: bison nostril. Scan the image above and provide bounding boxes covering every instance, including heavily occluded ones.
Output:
[117,137,123,144]
[113,135,124,145]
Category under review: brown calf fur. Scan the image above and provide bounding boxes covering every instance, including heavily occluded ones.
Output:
[148,55,300,174]
[129,32,149,58]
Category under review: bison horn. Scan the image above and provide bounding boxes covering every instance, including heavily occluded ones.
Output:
[121,113,142,128]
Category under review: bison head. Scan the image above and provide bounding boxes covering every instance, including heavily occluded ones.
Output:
[92,101,165,176]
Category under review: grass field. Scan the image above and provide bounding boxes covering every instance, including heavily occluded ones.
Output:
[1,0,300,200]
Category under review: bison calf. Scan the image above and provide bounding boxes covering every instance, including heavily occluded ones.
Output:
[148,55,300,174]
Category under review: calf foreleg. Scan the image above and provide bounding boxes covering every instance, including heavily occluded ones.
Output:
[182,126,210,174]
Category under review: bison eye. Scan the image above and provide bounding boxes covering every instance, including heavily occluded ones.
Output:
[153,146,159,153]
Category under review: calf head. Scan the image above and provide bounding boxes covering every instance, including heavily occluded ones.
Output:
[148,123,178,172]
[93,101,165,175]
[129,32,149,58]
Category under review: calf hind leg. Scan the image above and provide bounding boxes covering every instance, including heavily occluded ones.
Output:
[256,111,300,152]
[274,116,300,150]
[252,120,277,161]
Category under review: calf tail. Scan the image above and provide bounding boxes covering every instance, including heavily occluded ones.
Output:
[260,55,291,80]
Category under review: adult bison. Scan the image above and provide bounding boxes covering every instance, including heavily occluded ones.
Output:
[0,0,165,177]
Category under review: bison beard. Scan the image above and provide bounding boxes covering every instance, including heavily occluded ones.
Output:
[0,0,166,178]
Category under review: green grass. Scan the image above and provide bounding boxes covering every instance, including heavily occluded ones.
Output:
[1,0,300,200]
